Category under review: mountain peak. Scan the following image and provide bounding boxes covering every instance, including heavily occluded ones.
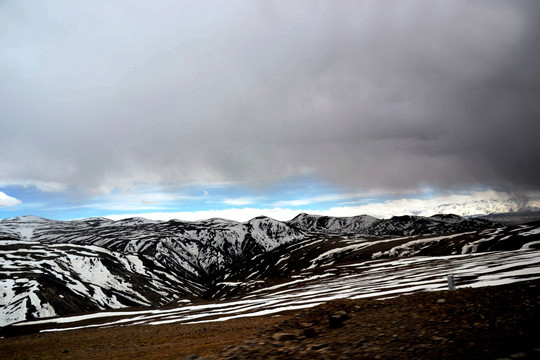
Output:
[2,215,51,223]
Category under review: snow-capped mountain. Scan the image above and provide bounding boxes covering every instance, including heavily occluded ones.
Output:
[0,241,188,327]
[1,213,538,327]
[0,215,305,326]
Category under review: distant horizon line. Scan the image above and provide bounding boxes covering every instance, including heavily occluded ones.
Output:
[3,210,538,224]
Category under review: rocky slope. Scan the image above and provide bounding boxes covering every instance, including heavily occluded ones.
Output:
[1,279,539,360]
[206,279,540,360]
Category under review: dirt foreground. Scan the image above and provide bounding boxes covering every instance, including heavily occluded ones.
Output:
[2,280,540,360]
[0,315,292,360]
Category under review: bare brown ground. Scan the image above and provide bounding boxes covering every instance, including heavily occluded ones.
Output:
[2,279,540,360]
[0,315,293,360]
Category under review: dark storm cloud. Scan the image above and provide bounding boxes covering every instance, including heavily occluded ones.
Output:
[1,0,539,194]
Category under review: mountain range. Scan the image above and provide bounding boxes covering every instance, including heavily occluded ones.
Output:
[1,213,539,328]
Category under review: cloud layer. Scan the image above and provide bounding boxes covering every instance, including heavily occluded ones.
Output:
[1,1,540,196]
[105,190,540,222]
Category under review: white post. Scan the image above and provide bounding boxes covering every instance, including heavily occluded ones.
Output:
[447,274,456,290]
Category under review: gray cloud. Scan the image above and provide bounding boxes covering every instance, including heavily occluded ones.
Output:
[1,0,539,194]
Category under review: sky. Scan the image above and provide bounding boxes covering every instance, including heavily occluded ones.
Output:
[1,1,540,222]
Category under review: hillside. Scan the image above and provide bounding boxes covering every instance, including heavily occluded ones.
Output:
[1,279,539,360]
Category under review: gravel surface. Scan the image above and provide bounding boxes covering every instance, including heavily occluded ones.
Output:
[2,279,539,360]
